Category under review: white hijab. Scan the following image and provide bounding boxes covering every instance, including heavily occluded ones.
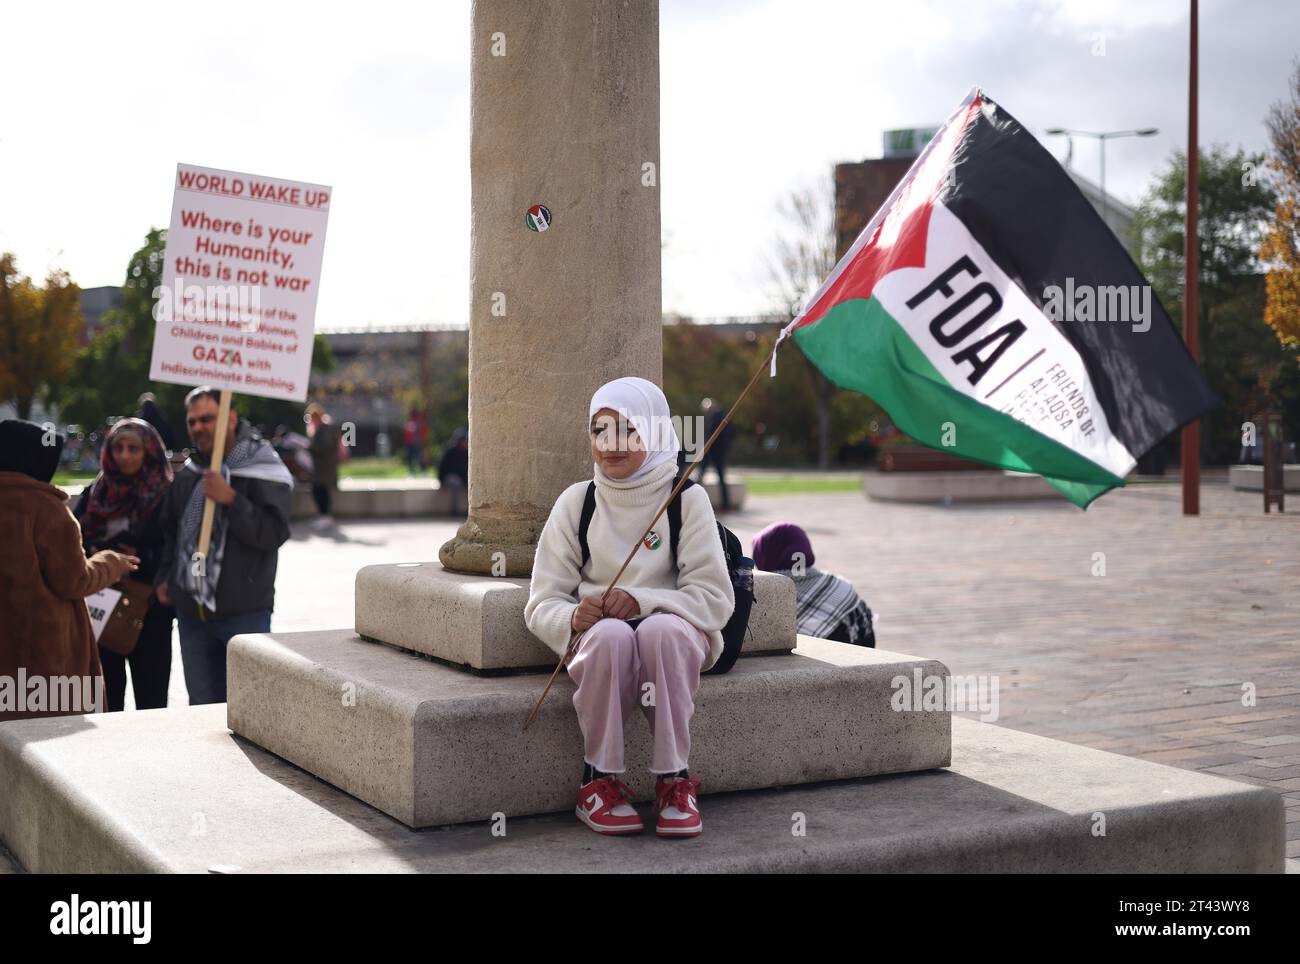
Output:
[588,376,681,485]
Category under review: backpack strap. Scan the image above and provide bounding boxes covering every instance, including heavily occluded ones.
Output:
[577,481,597,568]
[668,474,695,566]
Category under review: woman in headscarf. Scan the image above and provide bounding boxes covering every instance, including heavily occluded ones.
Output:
[0,420,138,722]
[752,521,875,648]
[525,377,734,838]
[72,417,175,712]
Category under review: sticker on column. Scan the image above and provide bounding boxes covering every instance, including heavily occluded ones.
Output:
[525,204,551,232]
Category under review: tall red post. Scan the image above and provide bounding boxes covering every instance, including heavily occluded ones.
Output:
[1181,0,1201,515]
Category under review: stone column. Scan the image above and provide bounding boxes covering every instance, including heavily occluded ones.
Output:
[439,0,663,576]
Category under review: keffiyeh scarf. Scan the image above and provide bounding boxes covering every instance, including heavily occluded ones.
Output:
[781,566,874,645]
[177,425,292,613]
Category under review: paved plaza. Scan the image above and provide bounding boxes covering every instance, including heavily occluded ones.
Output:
[3,471,1295,872]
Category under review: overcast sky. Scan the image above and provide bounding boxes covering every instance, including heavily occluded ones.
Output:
[1,0,1296,327]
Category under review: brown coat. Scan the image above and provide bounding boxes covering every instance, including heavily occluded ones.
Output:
[0,471,115,722]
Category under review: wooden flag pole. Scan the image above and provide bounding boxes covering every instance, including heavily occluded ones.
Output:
[196,388,233,561]
[522,337,785,731]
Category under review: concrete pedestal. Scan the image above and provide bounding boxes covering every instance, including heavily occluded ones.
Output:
[355,565,796,672]
[291,483,457,520]
[1229,464,1299,492]
[865,470,1059,503]
[700,480,746,512]
[225,632,950,828]
[0,705,1280,873]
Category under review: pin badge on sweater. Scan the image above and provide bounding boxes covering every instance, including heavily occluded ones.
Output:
[525,204,551,232]
[643,530,662,550]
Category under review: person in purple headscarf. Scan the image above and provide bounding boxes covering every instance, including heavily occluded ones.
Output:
[751,522,874,647]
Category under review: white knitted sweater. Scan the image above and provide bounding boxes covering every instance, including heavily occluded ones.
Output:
[524,460,735,671]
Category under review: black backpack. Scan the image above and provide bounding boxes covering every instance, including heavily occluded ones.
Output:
[577,475,753,674]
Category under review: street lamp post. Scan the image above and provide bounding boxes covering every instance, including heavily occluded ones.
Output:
[1044,127,1159,225]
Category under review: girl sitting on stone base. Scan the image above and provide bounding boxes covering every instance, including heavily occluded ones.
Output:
[525,377,734,837]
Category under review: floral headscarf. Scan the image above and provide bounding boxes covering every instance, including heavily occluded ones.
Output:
[79,417,173,544]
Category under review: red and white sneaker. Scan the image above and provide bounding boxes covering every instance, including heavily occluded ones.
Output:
[653,776,703,837]
[575,775,643,835]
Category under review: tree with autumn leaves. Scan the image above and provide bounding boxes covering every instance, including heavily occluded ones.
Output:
[0,253,82,420]
[1258,61,1300,443]
[58,228,336,439]
[1262,62,1300,353]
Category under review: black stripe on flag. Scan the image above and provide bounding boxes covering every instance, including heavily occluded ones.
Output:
[940,96,1219,461]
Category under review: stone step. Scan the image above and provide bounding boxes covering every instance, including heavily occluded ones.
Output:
[0,705,1281,872]
[864,470,1059,503]
[291,484,457,519]
[1228,463,1299,492]
[354,565,797,672]
[698,480,746,512]
[225,631,950,828]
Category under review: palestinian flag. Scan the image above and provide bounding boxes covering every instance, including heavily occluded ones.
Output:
[783,88,1218,507]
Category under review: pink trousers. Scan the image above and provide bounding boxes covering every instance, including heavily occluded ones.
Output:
[567,613,710,775]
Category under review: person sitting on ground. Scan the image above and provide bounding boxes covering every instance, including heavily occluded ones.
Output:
[0,419,139,722]
[751,521,875,647]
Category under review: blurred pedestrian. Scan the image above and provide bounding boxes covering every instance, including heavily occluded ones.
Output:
[135,392,177,453]
[701,398,734,511]
[271,424,313,482]
[404,407,428,475]
[437,426,468,517]
[305,402,339,529]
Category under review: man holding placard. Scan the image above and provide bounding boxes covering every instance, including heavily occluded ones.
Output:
[154,387,293,704]
[148,162,332,704]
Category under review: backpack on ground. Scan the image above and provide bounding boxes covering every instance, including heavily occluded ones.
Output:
[577,474,753,674]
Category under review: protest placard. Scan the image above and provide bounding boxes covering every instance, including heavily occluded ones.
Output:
[84,587,123,643]
[148,163,333,559]
[149,163,332,403]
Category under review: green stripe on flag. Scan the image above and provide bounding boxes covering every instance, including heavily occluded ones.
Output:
[792,297,1125,508]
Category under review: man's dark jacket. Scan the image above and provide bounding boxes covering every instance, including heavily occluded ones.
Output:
[155,422,292,620]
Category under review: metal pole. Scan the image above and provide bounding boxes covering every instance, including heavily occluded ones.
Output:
[1181,0,1201,515]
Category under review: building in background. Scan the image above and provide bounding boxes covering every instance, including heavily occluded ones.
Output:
[834,127,1136,260]
[77,286,123,345]
[310,323,467,458]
